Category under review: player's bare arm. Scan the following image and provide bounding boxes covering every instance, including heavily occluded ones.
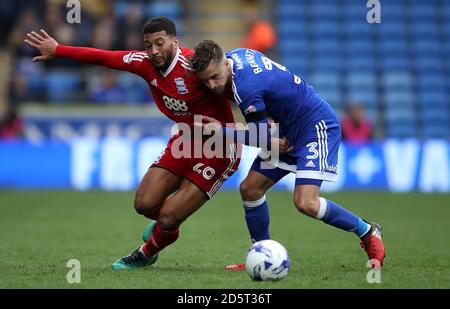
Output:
[24,29,58,62]
[195,115,293,153]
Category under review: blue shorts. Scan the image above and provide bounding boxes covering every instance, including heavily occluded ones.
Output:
[251,119,341,187]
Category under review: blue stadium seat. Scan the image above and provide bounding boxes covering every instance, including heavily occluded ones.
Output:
[346,72,376,90]
[384,91,415,107]
[318,89,343,110]
[381,72,413,90]
[277,2,304,19]
[443,20,450,37]
[419,108,449,125]
[385,123,417,138]
[418,91,447,108]
[443,39,450,55]
[343,20,372,37]
[346,56,376,71]
[277,20,306,39]
[443,0,450,15]
[364,107,380,124]
[343,0,367,17]
[311,56,343,71]
[46,71,81,103]
[346,39,374,55]
[311,21,340,37]
[410,21,439,38]
[311,39,341,56]
[117,73,151,104]
[282,56,309,75]
[421,125,449,139]
[347,89,378,108]
[309,72,340,89]
[378,39,408,55]
[385,107,417,138]
[113,1,130,17]
[308,71,342,108]
[381,2,404,19]
[417,73,446,90]
[419,104,449,139]
[311,2,339,19]
[278,38,308,56]
[145,1,181,19]
[376,20,406,37]
[385,106,415,122]
[379,57,410,71]
[413,39,441,56]
[410,3,438,20]
[414,56,444,72]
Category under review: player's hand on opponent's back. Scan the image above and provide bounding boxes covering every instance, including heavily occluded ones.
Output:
[194,116,223,135]
[267,117,293,153]
[276,136,294,154]
[24,29,58,62]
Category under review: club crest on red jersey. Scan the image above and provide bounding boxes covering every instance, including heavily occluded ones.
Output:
[174,77,188,94]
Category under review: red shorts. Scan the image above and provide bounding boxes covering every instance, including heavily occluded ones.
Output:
[151,135,240,198]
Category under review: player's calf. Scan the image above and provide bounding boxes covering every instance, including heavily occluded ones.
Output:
[239,179,266,201]
[158,211,183,231]
[293,195,320,217]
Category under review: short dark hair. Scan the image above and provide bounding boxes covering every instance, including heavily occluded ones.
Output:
[143,17,177,36]
[191,40,224,73]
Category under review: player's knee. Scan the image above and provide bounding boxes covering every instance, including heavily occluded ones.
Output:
[134,191,157,216]
[158,211,182,231]
[294,195,318,217]
[134,195,146,215]
[240,180,265,201]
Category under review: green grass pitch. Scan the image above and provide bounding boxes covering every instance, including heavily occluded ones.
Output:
[0,190,449,288]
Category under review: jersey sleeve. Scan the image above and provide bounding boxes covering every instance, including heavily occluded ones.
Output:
[232,75,267,122]
[227,75,270,147]
[55,45,148,76]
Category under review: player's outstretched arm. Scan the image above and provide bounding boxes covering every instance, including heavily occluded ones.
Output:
[24,29,58,62]
[24,29,144,74]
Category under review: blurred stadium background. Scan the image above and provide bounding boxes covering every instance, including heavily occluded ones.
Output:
[0,0,448,192]
[0,0,449,288]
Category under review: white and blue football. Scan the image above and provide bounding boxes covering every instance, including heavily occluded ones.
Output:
[245,239,290,281]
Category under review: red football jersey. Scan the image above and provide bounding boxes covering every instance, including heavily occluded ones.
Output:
[55,45,235,125]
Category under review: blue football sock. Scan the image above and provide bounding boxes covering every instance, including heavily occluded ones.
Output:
[355,218,371,238]
[316,198,370,238]
[243,195,270,242]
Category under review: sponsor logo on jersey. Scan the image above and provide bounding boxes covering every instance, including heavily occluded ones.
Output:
[151,79,157,86]
[305,160,316,168]
[326,165,338,173]
[122,52,148,64]
[174,77,189,94]
[231,53,244,70]
[162,95,191,115]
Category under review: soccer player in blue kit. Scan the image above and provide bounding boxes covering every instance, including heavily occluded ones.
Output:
[191,40,385,270]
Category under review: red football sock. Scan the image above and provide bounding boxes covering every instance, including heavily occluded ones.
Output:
[142,222,179,257]
[144,207,161,220]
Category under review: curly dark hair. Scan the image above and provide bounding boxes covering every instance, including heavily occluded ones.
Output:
[143,17,177,36]
[191,40,224,73]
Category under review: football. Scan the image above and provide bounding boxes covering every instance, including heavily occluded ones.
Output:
[245,239,290,281]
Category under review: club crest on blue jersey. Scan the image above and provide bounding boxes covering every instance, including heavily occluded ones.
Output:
[174,77,188,94]
[244,105,257,114]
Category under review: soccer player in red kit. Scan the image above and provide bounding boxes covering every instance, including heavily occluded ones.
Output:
[24,18,239,269]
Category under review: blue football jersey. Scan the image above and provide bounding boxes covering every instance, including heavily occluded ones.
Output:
[226,48,340,156]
